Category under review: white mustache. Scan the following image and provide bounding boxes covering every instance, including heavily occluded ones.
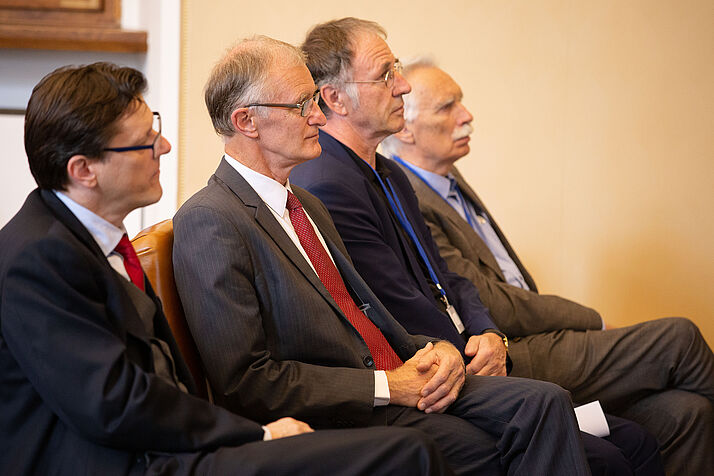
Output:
[452,123,473,141]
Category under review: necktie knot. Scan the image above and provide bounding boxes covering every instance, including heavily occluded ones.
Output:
[447,176,460,199]
[114,234,145,291]
[286,190,302,211]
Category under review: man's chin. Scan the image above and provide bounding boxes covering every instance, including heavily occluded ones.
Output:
[387,117,406,135]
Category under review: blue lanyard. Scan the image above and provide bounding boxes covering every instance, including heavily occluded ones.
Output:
[366,159,449,304]
[391,155,477,228]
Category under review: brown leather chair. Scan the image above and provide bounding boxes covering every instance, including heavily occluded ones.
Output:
[132,219,209,399]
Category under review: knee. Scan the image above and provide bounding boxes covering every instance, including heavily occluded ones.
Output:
[656,317,700,344]
[523,379,573,407]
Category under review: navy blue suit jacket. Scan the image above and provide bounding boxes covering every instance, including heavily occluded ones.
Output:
[291,131,498,354]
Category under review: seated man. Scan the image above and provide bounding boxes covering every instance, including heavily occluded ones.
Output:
[172,35,592,475]
[290,17,664,476]
[0,62,453,476]
[379,59,714,474]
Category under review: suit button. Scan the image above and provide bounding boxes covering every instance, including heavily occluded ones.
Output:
[363,356,374,367]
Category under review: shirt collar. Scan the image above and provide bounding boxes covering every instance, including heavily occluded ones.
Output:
[53,190,126,257]
[224,153,293,215]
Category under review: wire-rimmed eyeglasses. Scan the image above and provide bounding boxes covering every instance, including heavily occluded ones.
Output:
[103,111,162,157]
[346,61,403,88]
[244,89,321,117]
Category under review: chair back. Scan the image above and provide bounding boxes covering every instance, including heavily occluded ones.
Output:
[132,219,208,399]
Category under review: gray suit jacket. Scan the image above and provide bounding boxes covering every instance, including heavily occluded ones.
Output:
[173,159,431,428]
[400,164,602,337]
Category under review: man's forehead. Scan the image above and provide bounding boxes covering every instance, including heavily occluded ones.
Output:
[412,67,462,103]
[267,63,315,100]
[351,32,395,72]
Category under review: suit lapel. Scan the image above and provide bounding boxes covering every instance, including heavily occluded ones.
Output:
[213,159,341,310]
[451,167,538,291]
[40,189,154,338]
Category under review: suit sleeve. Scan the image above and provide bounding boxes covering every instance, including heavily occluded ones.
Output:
[173,204,375,427]
[422,208,603,336]
[1,237,264,452]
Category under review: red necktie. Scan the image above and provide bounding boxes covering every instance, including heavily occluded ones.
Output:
[114,234,145,291]
[286,191,402,370]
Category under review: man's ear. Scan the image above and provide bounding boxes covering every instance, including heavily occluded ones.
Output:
[320,84,348,117]
[392,123,415,145]
[66,155,98,189]
[231,107,259,138]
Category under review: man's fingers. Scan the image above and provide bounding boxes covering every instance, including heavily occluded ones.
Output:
[420,361,451,396]
[465,353,487,375]
[464,335,481,357]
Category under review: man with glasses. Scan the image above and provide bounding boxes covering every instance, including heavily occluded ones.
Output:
[380,59,713,475]
[0,62,455,476]
[290,17,664,476]
[173,35,593,475]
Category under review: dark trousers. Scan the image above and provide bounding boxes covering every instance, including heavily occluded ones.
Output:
[143,426,453,476]
[512,317,714,474]
[372,375,590,475]
[584,414,664,476]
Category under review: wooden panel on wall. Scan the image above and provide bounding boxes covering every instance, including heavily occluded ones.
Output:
[0,0,146,52]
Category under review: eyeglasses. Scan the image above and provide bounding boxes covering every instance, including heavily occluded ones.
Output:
[347,61,403,88]
[244,89,321,117]
[103,111,162,157]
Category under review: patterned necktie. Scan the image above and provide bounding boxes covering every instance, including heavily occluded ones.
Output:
[114,234,145,291]
[286,191,402,370]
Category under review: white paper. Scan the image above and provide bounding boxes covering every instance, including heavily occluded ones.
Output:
[574,400,610,437]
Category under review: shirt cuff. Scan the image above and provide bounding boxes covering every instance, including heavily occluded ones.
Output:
[374,370,390,406]
[262,425,272,441]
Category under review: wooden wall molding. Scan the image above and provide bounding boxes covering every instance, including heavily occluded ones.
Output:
[0,0,146,52]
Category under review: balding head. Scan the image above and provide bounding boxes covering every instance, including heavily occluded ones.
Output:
[205,36,306,137]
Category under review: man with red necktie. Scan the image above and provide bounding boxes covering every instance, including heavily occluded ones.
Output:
[173,34,592,476]
[0,62,452,476]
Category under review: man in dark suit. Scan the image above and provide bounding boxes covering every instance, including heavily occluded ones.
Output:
[173,35,593,475]
[0,62,455,476]
[378,59,714,474]
[290,18,666,476]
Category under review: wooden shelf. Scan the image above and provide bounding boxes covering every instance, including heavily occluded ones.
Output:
[0,23,146,53]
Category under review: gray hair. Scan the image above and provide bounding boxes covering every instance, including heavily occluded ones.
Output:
[204,35,306,137]
[302,17,387,115]
[380,57,438,158]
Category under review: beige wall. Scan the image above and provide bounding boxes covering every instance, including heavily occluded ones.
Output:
[180,0,713,346]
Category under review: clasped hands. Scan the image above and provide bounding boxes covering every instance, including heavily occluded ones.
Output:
[264,335,508,436]
[386,341,466,414]
[387,334,507,414]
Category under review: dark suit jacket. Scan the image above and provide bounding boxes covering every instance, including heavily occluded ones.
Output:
[400,165,602,337]
[0,190,263,476]
[290,132,497,355]
[172,159,432,429]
